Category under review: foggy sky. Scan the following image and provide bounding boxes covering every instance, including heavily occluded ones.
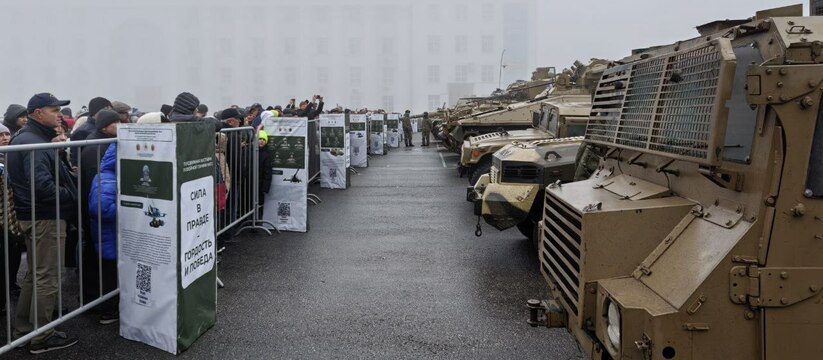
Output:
[0,0,804,114]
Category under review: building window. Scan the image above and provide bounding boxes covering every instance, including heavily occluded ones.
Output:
[284,67,297,86]
[251,37,264,59]
[284,38,297,56]
[349,38,362,55]
[219,38,232,58]
[456,4,468,21]
[427,65,440,84]
[427,4,440,21]
[316,37,329,55]
[428,95,441,110]
[317,67,329,85]
[455,65,469,83]
[481,65,495,83]
[382,67,394,87]
[350,91,363,109]
[482,3,494,21]
[428,36,440,54]
[382,37,395,54]
[382,95,394,111]
[455,35,468,53]
[350,67,363,85]
[481,35,494,53]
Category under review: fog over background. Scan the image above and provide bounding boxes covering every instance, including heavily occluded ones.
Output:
[0,0,802,114]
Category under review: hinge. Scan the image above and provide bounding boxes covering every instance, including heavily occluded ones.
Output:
[683,323,710,331]
[730,266,823,308]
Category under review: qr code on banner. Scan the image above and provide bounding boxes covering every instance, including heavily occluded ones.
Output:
[136,262,152,294]
[278,202,291,218]
[329,168,337,179]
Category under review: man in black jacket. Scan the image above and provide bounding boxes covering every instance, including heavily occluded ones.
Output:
[7,93,79,354]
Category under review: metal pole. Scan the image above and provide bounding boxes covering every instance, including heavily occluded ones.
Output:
[498,48,507,91]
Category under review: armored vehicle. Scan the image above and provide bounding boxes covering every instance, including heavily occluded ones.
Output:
[469,137,603,242]
[449,60,608,155]
[531,5,823,360]
[459,95,592,184]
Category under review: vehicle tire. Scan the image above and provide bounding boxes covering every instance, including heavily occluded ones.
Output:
[468,159,492,185]
[517,221,535,242]
[517,190,545,248]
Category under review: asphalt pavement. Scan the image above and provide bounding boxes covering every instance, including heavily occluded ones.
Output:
[6,140,583,360]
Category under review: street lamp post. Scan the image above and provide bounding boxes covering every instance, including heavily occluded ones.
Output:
[498,49,507,90]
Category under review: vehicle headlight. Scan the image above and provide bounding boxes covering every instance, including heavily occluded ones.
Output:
[471,148,485,159]
[606,300,621,350]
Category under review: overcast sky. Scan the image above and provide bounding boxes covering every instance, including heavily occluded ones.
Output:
[534,0,804,71]
[0,0,806,113]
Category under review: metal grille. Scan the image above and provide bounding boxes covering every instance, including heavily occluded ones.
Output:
[586,41,734,164]
[541,191,582,315]
[489,166,499,184]
[501,163,540,182]
[473,132,504,142]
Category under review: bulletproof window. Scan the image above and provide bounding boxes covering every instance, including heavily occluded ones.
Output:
[806,95,823,198]
[546,108,559,135]
[722,44,763,163]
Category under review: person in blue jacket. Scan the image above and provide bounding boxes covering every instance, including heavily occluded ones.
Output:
[88,143,119,325]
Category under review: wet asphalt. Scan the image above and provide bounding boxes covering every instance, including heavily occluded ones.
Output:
[6,140,583,360]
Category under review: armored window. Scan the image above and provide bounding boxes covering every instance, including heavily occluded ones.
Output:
[806,96,823,198]
[722,44,763,163]
[546,109,559,135]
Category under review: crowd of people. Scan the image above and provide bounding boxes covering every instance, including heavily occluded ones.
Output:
[0,90,348,355]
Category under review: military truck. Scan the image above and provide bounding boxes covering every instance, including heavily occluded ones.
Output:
[469,137,603,242]
[529,5,823,360]
[459,94,593,184]
[452,60,608,160]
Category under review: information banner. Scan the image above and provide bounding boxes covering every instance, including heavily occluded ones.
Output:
[369,114,385,155]
[117,123,216,354]
[349,114,368,167]
[262,117,309,232]
[386,113,401,148]
[319,114,350,189]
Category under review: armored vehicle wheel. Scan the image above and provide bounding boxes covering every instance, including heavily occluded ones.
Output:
[516,221,537,245]
[468,159,492,185]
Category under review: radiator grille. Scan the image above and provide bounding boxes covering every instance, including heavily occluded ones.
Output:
[586,40,734,165]
[541,191,583,315]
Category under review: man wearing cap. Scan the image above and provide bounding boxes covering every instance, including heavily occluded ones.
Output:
[195,104,208,119]
[402,110,413,147]
[7,93,79,354]
[111,101,131,123]
[421,112,432,146]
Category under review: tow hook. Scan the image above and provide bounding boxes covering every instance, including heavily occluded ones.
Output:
[475,216,483,237]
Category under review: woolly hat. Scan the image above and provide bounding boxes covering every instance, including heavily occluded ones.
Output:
[88,97,112,118]
[136,112,166,124]
[111,101,131,114]
[171,92,200,115]
[258,130,268,143]
[0,123,10,135]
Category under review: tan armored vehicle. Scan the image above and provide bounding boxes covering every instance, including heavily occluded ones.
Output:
[530,4,823,360]
[459,95,592,184]
[469,138,603,242]
[450,60,608,155]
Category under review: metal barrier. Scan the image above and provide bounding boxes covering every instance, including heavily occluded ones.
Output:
[306,120,322,205]
[0,137,117,354]
[0,125,276,355]
[214,126,274,237]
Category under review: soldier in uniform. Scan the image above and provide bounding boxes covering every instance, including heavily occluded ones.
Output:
[402,110,413,147]
[421,112,432,146]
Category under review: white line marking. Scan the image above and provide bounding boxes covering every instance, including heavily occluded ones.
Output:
[439,152,447,168]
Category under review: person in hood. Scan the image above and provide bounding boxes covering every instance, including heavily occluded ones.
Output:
[169,92,201,122]
[70,97,112,166]
[78,110,119,308]
[8,93,79,354]
[3,104,28,136]
[88,143,119,325]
